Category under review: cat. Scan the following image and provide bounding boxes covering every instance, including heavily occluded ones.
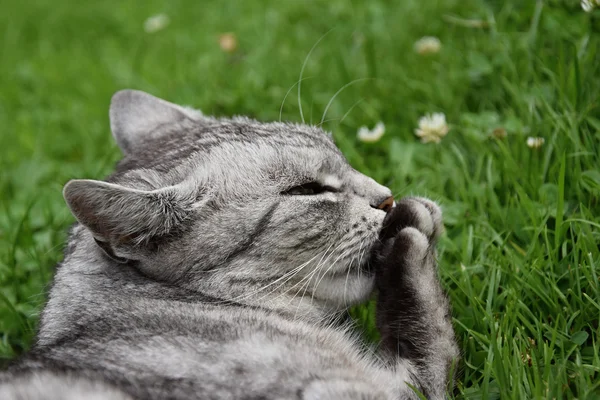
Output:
[0,90,458,399]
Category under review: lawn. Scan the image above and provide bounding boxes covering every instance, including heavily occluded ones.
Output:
[1,0,599,398]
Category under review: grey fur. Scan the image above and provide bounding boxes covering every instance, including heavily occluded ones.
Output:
[1,90,458,399]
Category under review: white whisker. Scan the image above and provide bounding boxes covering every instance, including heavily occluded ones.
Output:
[320,78,371,125]
[297,29,334,123]
[308,244,357,305]
[279,77,311,122]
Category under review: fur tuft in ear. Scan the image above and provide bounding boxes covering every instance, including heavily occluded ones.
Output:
[63,179,193,248]
[109,90,203,154]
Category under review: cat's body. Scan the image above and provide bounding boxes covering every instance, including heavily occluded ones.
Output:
[1,90,458,399]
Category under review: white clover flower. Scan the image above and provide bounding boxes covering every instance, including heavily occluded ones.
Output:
[414,36,441,55]
[144,14,170,33]
[526,137,545,149]
[415,113,450,144]
[581,0,599,12]
[357,122,385,143]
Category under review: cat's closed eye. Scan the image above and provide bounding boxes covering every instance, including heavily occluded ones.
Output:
[282,182,339,196]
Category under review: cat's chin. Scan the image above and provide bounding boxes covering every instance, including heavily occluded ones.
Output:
[309,270,376,307]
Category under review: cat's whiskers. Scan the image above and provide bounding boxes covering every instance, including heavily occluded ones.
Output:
[286,241,349,318]
[250,252,329,304]
[317,98,365,128]
[356,241,368,282]
[278,78,310,123]
[296,29,334,123]
[319,78,371,126]
[307,243,357,306]
[339,254,359,307]
[226,251,324,304]
[342,253,354,306]
[235,240,342,307]
[343,240,366,305]
[282,242,342,297]
[344,241,365,303]
[281,241,345,305]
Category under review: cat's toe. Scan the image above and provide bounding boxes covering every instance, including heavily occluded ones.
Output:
[409,197,443,239]
[394,227,430,263]
[374,226,431,281]
[377,197,443,248]
[403,199,435,239]
[392,197,440,240]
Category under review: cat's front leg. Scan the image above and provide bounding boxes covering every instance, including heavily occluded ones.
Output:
[374,198,458,400]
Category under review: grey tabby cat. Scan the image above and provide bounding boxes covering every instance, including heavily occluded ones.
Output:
[1,90,458,399]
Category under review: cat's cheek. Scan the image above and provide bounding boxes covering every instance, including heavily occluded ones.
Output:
[310,273,375,306]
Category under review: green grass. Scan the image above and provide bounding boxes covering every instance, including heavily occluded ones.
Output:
[1,0,599,398]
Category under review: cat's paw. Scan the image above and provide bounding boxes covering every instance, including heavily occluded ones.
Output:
[375,226,434,282]
[392,226,430,264]
[373,197,442,275]
[380,197,443,243]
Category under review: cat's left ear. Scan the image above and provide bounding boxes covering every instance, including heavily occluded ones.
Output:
[63,179,194,260]
[109,89,203,154]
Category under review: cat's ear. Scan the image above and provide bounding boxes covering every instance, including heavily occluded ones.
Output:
[109,90,203,154]
[63,179,193,255]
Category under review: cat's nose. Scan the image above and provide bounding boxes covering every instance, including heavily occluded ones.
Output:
[373,196,395,213]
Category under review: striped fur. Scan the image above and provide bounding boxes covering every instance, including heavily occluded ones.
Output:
[1,90,458,399]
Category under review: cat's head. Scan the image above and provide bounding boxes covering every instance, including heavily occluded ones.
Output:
[63,90,393,310]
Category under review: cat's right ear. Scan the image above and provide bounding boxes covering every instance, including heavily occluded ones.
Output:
[109,90,203,154]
